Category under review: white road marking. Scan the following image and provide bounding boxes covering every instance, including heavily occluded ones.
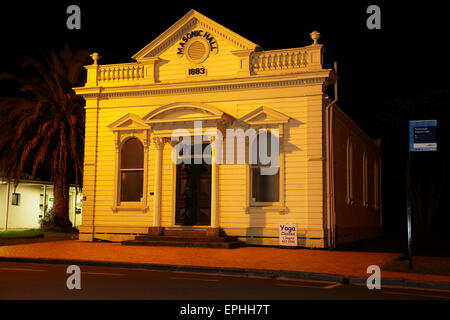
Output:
[82,272,125,276]
[324,283,343,289]
[276,277,338,284]
[275,283,326,289]
[380,290,450,300]
[168,276,220,282]
[0,267,45,272]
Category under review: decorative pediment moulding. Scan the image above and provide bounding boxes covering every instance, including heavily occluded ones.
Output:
[107,113,151,132]
[78,75,331,100]
[240,106,290,125]
[107,102,235,141]
[142,102,233,124]
[132,10,261,61]
[76,9,328,89]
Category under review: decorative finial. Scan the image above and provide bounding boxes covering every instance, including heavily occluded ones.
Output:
[90,52,101,65]
[310,31,321,45]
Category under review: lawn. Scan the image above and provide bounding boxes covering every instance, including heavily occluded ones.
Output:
[0,229,77,239]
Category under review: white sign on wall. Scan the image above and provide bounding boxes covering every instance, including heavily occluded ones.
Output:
[279,223,297,247]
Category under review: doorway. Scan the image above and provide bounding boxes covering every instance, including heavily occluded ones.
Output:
[175,144,212,226]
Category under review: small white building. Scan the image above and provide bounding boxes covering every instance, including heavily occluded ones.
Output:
[0,179,82,230]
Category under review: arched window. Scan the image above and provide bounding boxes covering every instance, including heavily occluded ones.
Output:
[120,138,144,202]
[346,138,353,204]
[250,130,280,204]
[374,159,380,209]
[363,151,369,207]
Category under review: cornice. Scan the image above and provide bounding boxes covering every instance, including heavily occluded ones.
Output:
[78,71,332,100]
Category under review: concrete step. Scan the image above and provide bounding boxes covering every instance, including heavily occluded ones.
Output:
[121,240,245,249]
[162,229,219,237]
[121,227,245,249]
[134,235,239,242]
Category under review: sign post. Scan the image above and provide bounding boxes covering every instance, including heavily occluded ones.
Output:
[407,120,437,269]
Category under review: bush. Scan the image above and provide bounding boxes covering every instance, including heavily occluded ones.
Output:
[39,207,77,233]
[39,207,55,228]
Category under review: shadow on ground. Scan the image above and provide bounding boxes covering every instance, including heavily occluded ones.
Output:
[335,235,450,257]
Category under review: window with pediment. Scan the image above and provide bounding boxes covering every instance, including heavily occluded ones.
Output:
[120,138,144,202]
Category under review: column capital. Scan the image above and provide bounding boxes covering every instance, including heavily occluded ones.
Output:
[152,137,168,150]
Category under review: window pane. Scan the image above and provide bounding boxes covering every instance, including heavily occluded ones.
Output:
[251,131,278,166]
[120,171,143,201]
[121,138,143,169]
[252,167,279,202]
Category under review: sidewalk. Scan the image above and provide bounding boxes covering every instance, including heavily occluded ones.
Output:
[1,239,450,290]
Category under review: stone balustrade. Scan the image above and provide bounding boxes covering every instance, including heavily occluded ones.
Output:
[97,63,144,82]
[250,45,322,74]
[83,31,323,87]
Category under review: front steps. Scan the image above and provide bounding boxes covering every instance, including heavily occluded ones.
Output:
[121,228,245,249]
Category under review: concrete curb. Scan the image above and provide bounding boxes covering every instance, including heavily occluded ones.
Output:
[348,275,450,291]
[1,256,449,291]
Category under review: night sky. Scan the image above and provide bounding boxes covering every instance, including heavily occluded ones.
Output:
[1,1,448,130]
[1,1,449,235]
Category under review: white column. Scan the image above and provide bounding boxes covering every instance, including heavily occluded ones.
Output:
[4,182,10,231]
[152,137,165,227]
[210,137,219,228]
[73,188,77,227]
[43,184,47,213]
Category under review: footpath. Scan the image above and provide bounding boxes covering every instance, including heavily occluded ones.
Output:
[0,238,450,291]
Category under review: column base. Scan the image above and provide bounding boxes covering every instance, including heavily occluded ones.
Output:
[148,227,164,236]
[206,228,224,238]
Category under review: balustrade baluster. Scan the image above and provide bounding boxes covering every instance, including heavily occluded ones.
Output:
[256,55,261,72]
[302,51,308,66]
[280,53,285,69]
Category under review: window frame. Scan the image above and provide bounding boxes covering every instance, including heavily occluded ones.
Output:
[374,158,380,210]
[346,138,354,205]
[11,193,20,206]
[112,131,149,213]
[119,137,145,203]
[246,127,285,210]
[362,151,369,207]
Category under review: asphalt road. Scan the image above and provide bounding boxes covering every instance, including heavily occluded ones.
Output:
[0,261,449,301]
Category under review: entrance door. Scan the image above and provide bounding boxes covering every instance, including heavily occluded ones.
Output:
[175,144,211,226]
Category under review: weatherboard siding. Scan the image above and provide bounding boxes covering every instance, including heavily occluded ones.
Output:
[80,92,327,246]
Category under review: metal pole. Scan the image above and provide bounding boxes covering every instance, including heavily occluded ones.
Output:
[406,138,413,270]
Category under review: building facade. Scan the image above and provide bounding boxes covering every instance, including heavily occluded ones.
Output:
[74,10,382,247]
[0,179,82,230]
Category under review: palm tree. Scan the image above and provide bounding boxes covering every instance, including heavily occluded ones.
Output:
[0,44,89,228]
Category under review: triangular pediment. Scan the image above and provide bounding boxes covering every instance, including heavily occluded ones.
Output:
[132,9,260,60]
[240,106,290,125]
[108,113,150,131]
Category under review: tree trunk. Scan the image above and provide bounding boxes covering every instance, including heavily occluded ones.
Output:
[52,176,72,229]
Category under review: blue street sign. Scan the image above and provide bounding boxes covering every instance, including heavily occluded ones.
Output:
[409,120,437,152]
